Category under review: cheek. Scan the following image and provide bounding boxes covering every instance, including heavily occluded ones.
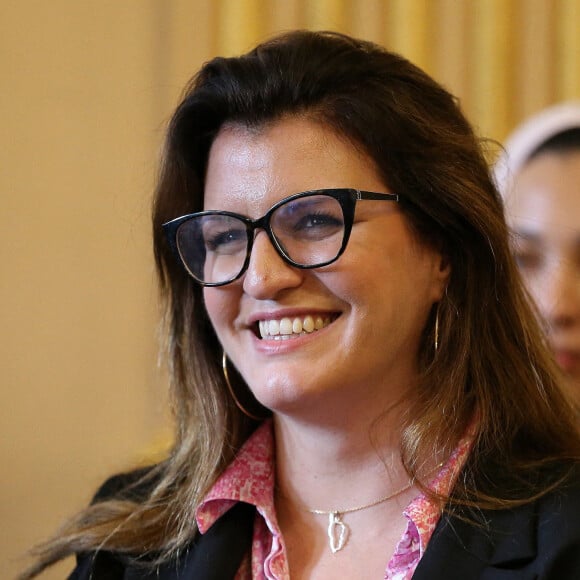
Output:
[203,288,235,337]
[316,261,369,305]
[520,268,542,290]
[520,268,556,313]
[521,273,543,309]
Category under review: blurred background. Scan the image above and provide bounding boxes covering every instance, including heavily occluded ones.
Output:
[2,1,579,577]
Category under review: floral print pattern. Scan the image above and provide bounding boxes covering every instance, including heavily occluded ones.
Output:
[196,421,472,579]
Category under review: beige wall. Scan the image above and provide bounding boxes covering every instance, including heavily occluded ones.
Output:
[1,2,174,577]
[2,1,579,578]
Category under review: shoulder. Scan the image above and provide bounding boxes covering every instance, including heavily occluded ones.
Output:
[91,464,160,503]
[415,462,580,579]
[491,467,580,577]
[69,467,256,580]
[68,466,161,580]
[534,463,580,564]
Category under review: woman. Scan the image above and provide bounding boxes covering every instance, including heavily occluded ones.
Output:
[496,103,580,395]
[25,31,580,579]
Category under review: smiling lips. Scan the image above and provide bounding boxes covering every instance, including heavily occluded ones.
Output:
[258,315,332,340]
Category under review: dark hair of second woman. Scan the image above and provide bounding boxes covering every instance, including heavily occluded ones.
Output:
[22,30,580,578]
[527,127,580,161]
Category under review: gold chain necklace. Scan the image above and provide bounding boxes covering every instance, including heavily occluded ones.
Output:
[307,479,415,553]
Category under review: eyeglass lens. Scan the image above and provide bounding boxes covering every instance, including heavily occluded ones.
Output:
[175,193,346,285]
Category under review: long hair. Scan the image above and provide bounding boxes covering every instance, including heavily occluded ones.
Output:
[23,30,580,577]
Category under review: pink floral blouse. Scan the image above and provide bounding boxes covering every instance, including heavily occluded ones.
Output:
[196,421,472,579]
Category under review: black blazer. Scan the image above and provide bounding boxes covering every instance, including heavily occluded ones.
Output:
[69,467,580,579]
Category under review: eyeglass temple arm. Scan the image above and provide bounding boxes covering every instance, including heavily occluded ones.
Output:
[356,190,399,202]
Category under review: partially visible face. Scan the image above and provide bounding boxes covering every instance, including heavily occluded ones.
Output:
[507,150,580,387]
[202,116,449,421]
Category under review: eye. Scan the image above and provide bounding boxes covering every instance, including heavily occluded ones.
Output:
[200,216,248,254]
[205,228,246,252]
[511,232,544,274]
[292,212,344,237]
[273,195,345,241]
[514,249,542,272]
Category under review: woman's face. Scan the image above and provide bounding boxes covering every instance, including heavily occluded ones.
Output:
[508,150,580,386]
[202,117,449,421]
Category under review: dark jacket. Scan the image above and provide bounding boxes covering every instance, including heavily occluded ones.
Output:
[69,466,580,579]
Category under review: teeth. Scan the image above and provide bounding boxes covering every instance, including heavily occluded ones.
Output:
[303,316,315,332]
[258,315,332,339]
[269,319,280,336]
[280,318,293,335]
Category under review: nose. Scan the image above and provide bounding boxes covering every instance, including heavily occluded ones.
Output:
[537,260,580,330]
[242,230,303,298]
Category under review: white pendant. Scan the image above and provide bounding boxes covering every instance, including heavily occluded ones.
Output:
[328,512,349,553]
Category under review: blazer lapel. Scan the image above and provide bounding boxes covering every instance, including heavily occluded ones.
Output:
[412,503,536,579]
[124,501,256,580]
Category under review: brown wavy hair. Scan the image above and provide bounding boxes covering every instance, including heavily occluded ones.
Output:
[23,29,580,578]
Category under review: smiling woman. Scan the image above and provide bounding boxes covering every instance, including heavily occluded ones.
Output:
[24,31,580,579]
[199,119,445,422]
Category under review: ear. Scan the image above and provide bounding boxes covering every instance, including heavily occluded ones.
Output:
[432,251,451,301]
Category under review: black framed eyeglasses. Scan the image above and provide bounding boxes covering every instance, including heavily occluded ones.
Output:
[162,188,399,286]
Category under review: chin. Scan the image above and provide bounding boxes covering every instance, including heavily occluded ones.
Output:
[251,382,302,410]
[249,378,323,416]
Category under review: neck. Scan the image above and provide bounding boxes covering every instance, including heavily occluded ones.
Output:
[273,406,410,514]
[272,409,423,558]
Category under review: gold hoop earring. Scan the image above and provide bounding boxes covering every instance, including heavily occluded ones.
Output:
[222,351,265,421]
[434,305,440,352]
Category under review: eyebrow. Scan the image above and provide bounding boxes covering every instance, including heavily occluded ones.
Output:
[512,228,580,252]
[512,228,541,243]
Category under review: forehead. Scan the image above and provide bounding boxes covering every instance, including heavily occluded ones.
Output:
[507,151,580,239]
[202,117,384,213]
